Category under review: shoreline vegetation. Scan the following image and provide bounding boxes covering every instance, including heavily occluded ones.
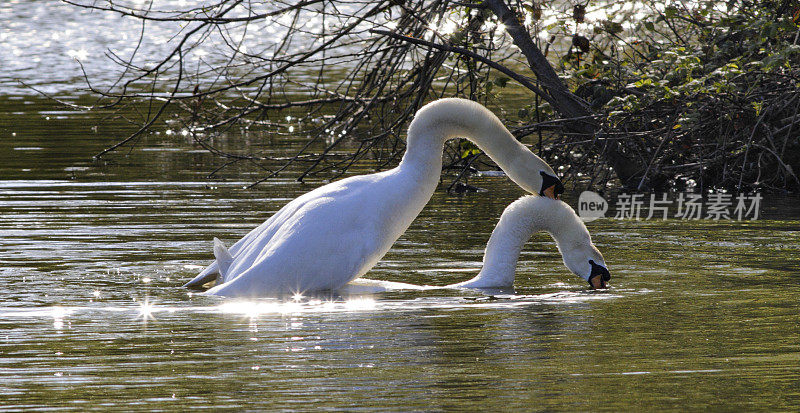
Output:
[57,0,800,194]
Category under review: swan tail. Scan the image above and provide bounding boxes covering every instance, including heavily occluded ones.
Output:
[183,262,220,290]
[213,237,235,280]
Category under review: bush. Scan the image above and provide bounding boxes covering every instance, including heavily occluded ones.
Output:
[561,1,800,192]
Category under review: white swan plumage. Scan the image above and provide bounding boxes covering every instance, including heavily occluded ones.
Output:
[446,196,610,289]
[184,98,563,297]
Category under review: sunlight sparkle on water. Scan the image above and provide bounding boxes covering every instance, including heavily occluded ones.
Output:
[52,306,68,330]
[137,299,155,320]
[343,297,376,311]
[66,48,88,60]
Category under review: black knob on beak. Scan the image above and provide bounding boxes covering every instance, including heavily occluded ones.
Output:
[588,259,611,289]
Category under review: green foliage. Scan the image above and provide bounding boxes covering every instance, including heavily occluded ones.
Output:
[527,1,800,191]
[593,3,800,191]
[599,5,799,120]
[459,139,481,159]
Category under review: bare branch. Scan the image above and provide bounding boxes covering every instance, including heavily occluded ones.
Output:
[369,28,552,104]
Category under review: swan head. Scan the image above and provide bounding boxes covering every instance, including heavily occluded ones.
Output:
[514,163,563,200]
[561,241,610,289]
[499,143,562,199]
[533,197,609,289]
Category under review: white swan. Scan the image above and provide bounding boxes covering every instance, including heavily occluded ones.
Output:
[446,196,610,289]
[184,98,564,297]
[342,196,610,294]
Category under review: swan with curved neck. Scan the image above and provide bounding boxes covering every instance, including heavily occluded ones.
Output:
[184,98,563,297]
[343,196,610,294]
[446,196,610,290]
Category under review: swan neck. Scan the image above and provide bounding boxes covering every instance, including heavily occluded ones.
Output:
[399,99,556,196]
[398,123,447,181]
[477,206,542,287]
[476,198,585,288]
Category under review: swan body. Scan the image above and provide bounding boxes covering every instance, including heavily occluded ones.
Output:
[447,196,610,289]
[185,98,562,297]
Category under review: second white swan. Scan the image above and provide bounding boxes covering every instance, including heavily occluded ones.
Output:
[447,196,610,289]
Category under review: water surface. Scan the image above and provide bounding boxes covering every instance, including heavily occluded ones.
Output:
[1,2,799,410]
[1,161,798,410]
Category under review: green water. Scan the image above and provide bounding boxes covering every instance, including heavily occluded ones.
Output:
[2,1,800,408]
[1,92,799,411]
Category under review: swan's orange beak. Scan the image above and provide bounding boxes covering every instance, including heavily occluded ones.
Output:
[589,276,608,289]
[538,171,564,200]
[542,185,560,200]
[588,259,610,289]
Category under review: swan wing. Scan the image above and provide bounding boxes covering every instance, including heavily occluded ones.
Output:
[203,176,399,296]
[183,184,331,289]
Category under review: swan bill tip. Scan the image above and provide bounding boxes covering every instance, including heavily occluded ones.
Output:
[542,185,559,200]
[588,276,609,289]
[538,171,564,199]
[588,259,611,289]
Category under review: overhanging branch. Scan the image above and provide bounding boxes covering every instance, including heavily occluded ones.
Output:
[369,28,555,106]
